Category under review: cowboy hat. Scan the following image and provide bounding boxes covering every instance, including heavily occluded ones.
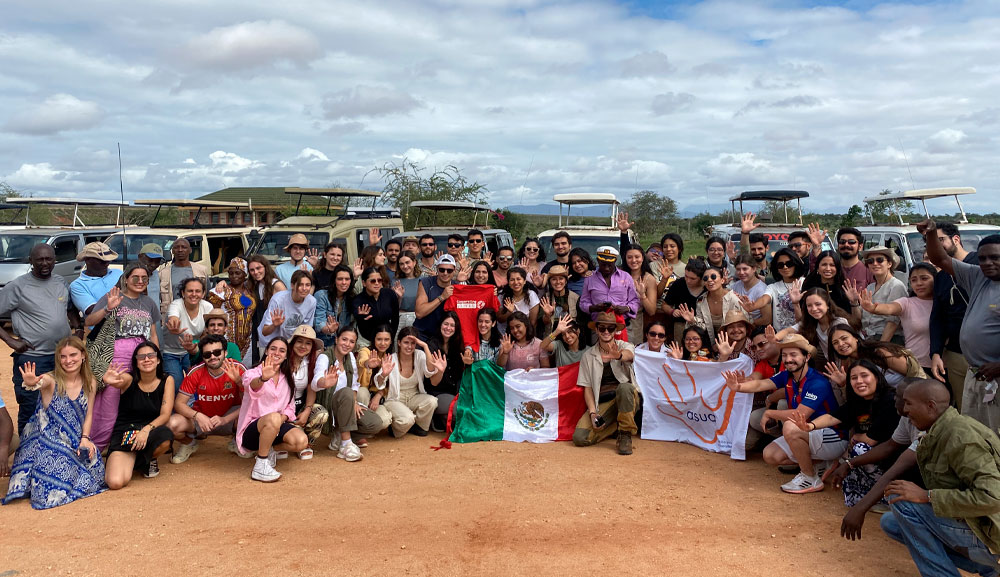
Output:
[861,245,899,269]
[203,308,229,324]
[546,264,569,278]
[283,233,310,252]
[76,242,118,262]
[775,334,815,356]
[588,310,625,332]
[720,309,753,332]
[289,324,325,352]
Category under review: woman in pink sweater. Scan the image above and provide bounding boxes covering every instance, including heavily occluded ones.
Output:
[237,337,308,482]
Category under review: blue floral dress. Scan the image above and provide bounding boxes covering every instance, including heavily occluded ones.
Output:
[3,389,106,509]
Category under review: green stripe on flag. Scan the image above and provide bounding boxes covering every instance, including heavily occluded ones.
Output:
[450,359,507,443]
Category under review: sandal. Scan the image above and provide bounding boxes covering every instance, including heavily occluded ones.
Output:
[298,448,314,460]
[356,439,369,448]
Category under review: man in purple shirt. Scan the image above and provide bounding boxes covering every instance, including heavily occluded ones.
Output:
[580,246,639,323]
[836,227,874,288]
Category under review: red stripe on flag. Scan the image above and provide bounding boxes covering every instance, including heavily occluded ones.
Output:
[556,362,587,441]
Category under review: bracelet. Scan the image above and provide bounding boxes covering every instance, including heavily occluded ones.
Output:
[81,435,91,441]
[847,458,855,469]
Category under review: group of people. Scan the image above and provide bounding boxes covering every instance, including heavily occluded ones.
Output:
[1,218,999,577]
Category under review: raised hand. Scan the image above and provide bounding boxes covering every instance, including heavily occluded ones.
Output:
[529,271,544,287]
[102,362,130,387]
[462,347,475,366]
[859,287,874,313]
[166,316,182,334]
[843,279,860,304]
[457,263,473,283]
[808,222,827,247]
[616,211,633,232]
[368,227,382,245]
[306,248,320,268]
[740,212,759,234]
[504,297,516,313]
[633,276,645,295]
[823,362,847,387]
[214,279,230,296]
[353,258,364,277]
[357,303,373,320]
[18,361,42,390]
[722,370,746,391]
[392,280,405,299]
[787,410,811,432]
[366,353,382,369]
[726,240,737,262]
[430,349,448,373]
[322,315,339,335]
[222,358,243,383]
[500,333,513,354]
[379,354,395,376]
[319,363,340,389]
[106,286,123,311]
[270,307,286,327]
[555,313,572,334]
[518,257,530,269]
[915,218,936,237]
[676,303,695,323]
[716,332,733,360]
[788,278,803,304]
[600,340,621,363]
[765,324,777,344]
[539,296,555,317]
[260,355,280,382]
[666,341,683,360]
[482,252,495,268]
[737,293,755,312]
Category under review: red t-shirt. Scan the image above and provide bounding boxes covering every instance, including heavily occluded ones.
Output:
[753,359,781,380]
[181,363,245,417]
[445,284,500,352]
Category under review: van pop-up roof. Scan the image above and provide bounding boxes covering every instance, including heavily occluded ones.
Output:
[862,187,976,225]
[728,190,809,226]
[552,193,620,229]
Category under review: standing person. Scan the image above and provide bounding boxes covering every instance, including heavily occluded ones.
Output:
[516,238,545,279]
[860,246,908,343]
[831,227,874,289]
[168,335,245,464]
[620,244,658,345]
[493,246,515,289]
[313,327,385,461]
[580,246,638,332]
[918,220,1000,429]
[355,245,391,290]
[567,248,594,296]
[572,311,638,455]
[427,311,467,431]
[314,264,354,348]
[658,233,685,282]
[206,257,256,359]
[374,326,442,438]
[275,233,315,288]
[162,277,213,390]
[539,314,585,367]
[0,390,10,477]
[732,255,768,325]
[704,237,735,279]
[417,234,438,277]
[102,342,175,486]
[158,238,209,320]
[137,244,164,315]
[285,325,330,459]
[384,239,402,281]
[353,267,400,349]
[928,221,979,409]
[662,257,706,343]
[84,264,161,450]
[0,244,80,435]
[247,255,287,365]
[675,265,742,343]
[496,311,546,371]
[69,242,122,323]
[498,267,540,328]
[466,230,488,261]
[445,234,465,262]
[860,264,937,376]
[880,379,1000,577]
[787,230,815,267]
[537,265,578,338]
[237,338,309,482]
[541,231,573,275]
[736,213,772,282]
[3,337,105,509]
[401,235,419,255]
[312,242,345,290]
[413,254,456,340]
[259,270,316,349]
[739,248,807,333]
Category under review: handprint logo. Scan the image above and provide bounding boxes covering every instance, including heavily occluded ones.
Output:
[655,361,737,445]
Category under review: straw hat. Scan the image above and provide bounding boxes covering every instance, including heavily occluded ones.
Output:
[775,334,815,356]
[204,308,229,324]
[588,310,625,332]
[861,245,899,269]
[76,242,118,262]
[720,310,753,332]
[283,233,310,251]
[546,264,569,278]
[290,324,325,352]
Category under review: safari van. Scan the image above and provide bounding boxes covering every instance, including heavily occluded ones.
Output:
[391,200,513,254]
[707,190,833,261]
[537,193,638,255]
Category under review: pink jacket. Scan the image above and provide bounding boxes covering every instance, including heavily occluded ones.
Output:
[236,364,297,455]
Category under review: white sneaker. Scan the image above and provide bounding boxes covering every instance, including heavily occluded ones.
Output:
[781,472,824,494]
[336,441,363,462]
[267,449,277,468]
[815,460,833,478]
[170,441,198,464]
[251,457,281,482]
[228,439,252,458]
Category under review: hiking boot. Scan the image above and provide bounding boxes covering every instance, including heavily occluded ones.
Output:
[781,472,824,494]
[409,424,429,437]
[228,438,252,458]
[617,432,633,455]
[337,441,363,462]
[251,457,281,482]
[144,458,160,478]
[170,441,197,464]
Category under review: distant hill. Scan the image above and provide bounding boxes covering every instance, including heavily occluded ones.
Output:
[504,202,733,218]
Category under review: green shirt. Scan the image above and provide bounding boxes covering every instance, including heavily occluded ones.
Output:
[918,407,1000,553]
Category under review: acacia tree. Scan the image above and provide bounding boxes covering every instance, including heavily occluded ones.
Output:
[374,160,488,230]
[621,189,678,242]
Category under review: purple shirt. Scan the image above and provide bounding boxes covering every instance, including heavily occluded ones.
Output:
[842,259,874,289]
[580,268,640,320]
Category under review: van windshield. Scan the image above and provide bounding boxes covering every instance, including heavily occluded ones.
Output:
[906,229,999,266]
[537,234,621,258]
[0,234,50,263]
[105,234,176,264]
[254,231,329,260]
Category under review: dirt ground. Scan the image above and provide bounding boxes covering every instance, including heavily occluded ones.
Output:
[0,342,920,577]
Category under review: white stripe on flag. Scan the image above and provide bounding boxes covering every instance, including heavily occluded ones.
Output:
[502,368,560,443]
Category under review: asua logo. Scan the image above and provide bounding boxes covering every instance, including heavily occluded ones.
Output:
[513,401,549,431]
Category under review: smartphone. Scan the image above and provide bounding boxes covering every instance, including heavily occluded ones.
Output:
[593,415,606,428]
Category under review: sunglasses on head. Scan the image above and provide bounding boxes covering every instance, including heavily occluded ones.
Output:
[838,239,859,245]
[702,273,720,281]
[203,349,225,358]
[775,260,794,269]
[865,256,887,265]
[595,324,617,334]
[448,243,463,248]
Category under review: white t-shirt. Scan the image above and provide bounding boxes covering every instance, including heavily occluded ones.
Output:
[733,279,767,320]
[259,290,317,347]
[765,279,803,332]
[292,354,330,401]
[790,317,848,356]
[164,299,214,354]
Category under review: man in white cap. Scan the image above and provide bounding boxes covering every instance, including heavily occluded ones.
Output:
[275,233,314,288]
[414,254,456,340]
[579,245,638,325]
[69,241,123,319]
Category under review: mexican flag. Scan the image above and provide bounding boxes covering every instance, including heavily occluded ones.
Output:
[450,360,587,443]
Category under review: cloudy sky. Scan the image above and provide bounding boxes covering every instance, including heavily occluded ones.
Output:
[1,0,998,213]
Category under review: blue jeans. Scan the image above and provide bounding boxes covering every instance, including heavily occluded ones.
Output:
[881,498,1000,577]
[12,353,55,436]
[162,352,190,391]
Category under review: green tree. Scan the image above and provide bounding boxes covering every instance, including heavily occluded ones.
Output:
[864,189,916,224]
[840,205,864,227]
[374,160,488,230]
[621,189,678,243]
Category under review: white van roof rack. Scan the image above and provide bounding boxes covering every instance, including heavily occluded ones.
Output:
[14,197,129,227]
[553,193,620,228]
[134,198,253,228]
[409,200,493,229]
[862,187,976,224]
[728,190,808,226]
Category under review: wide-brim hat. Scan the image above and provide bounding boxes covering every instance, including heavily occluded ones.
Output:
[861,245,899,268]
[76,242,118,262]
[547,264,569,278]
[290,324,325,352]
[284,233,310,251]
[588,310,625,332]
[204,308,229,323]
[776,334,815,356]
[720,309,753,332]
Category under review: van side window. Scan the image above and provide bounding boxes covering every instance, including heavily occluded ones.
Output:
[863,234,881,251]
[52,237,78,263]
[207,235,246,275]
[883,233,906,270]
[184,236,203,263]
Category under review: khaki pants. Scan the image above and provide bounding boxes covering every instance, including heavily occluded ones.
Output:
[745,399,788,451]
[573,381,638,447]
[301,404,329,445]
[962,368,1000,433]
[385,389,438,437]
[330,387,387,439]
[944,350,969,410]
[356,388,392,431]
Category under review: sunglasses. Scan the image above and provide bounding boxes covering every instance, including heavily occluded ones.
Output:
[684,337,702,343]
[129,276,149,283]
[469,238,483,243]
[838,239,859,246]
[367,277,382,284]
[595,324,617,334]
[707,247,724,253]
[136,352,157,361]
[448,243,463,248]
[788,242,805,249]
[702,274,720,281]
[497,256,513,261]
[203,349,225,358]
[524,247,539,252]
[421,242,436,247]
[438,267,455,274]
[647,331,666,339]
[865,256,887,265]
[775,261,794,269]
[751,340,769,349]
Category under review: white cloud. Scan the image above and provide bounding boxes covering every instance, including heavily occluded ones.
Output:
[322,85,424,120]
[651,92,695,115]
[176,20,322,72]
[926,128,967,153]
[5,162,81,190]
[619,50,676,77]
[699,153,792,188]
[3,94,103,135]
[297,147,330,162]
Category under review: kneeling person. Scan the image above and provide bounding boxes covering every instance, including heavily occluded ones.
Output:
[724,334,847,494]
[573,311,638,455]
[168,335,244,463]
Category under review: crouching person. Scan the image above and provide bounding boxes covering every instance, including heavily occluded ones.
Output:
[573,311,638,455]
[167,335,244,464]
[723,334,848,494]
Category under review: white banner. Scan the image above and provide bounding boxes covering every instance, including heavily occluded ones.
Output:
[634,350,754,460]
